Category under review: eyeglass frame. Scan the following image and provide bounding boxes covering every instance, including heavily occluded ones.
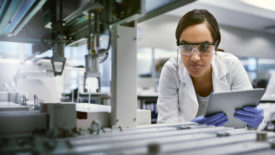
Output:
[177,40,217,57]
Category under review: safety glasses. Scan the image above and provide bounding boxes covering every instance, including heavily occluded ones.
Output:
[178,41,217,57]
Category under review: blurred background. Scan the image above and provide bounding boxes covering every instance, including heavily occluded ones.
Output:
[1,0,275,124]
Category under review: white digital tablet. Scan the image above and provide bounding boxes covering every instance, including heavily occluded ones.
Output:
[205,88,265,128]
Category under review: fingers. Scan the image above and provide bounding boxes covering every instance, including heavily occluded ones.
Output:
[235,109,256,117]
[207,114,228,125]
[215,118,228,126]
[234,114,255,123]
[234,114,257,122]
[235,106,264,120]
[234,114,264,128]
[205,113,224,124]
[192,116,204,123]
[243,106,263,114]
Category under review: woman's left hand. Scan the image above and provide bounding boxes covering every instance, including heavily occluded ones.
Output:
[234,106,264,128]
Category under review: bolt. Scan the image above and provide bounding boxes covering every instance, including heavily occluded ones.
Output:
[256,131,267,142]
[118,126,123,132]
[176,125,191,130]
[269,140,275,149]
[216,132,230,137]
[147,142,160,154]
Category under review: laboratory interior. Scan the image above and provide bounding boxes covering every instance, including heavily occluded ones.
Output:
[1,0,275,154]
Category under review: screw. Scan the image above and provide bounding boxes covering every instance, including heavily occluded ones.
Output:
[118,126,123,132]
[269,140,275,149]
[216,132,230,137]
[256,131,267,142]
[176,125,191,130]
[147,142,160,154]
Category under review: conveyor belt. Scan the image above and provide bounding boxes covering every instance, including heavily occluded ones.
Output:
[1,123,275,154]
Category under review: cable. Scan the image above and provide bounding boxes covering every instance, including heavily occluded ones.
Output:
[98,26,111,63]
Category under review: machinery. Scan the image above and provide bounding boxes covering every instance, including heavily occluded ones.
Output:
[0,0,196,127]
[1,0,275,154]
[1,122,275,154]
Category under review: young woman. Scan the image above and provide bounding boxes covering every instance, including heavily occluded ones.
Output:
[157,9,263,128]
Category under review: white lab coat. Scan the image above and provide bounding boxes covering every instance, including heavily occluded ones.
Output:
[157,52,253,123]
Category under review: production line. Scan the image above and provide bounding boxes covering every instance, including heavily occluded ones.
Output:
[1,122,275,154]
[1,0,275,154]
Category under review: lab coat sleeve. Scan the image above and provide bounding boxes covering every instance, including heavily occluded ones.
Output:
[230,57,253,90]
[157,60,181,123]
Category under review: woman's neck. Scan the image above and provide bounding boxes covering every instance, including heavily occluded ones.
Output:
[191,66,213,97]
[191,66,212,83]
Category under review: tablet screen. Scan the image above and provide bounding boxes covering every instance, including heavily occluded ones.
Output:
[205,88,265,128]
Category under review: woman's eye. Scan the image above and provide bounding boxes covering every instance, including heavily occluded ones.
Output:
[199,45,209,51]
[183,45,192,51]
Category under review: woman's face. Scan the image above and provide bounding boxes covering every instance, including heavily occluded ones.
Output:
[179,23,214,78]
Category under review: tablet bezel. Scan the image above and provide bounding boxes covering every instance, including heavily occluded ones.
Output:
[205,88,265,128]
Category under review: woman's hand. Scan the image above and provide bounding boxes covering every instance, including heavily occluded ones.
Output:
[191,112,228,126]
[234,106,264,128]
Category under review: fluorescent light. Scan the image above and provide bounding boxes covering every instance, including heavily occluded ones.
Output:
[242,0,275,12]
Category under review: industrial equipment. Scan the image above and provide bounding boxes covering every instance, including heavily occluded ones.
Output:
[1,123,275,154]
[2,0,274,154]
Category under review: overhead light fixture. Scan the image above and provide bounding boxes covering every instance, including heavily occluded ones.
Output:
[242,0,275,12]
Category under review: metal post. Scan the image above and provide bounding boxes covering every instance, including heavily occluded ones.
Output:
[111,24,137,128]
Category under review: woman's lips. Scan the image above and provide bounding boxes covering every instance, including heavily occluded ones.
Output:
[189,65,202,69]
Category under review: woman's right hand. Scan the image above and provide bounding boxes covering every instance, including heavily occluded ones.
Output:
[191,112,228,126]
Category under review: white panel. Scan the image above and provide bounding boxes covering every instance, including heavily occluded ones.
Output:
[111,25,137,128]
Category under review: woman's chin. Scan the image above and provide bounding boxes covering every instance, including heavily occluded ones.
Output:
[189,72,203,78]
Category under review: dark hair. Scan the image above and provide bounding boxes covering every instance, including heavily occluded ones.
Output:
[176,9,223,51]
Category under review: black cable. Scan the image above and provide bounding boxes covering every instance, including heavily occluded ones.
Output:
[99,52,109,63]
[98,27,111,63]
[87,11,92,52]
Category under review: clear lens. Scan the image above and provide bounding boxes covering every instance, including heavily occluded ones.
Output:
[199,45,210,52]
[179,44,215,57]
[183,45,192,51]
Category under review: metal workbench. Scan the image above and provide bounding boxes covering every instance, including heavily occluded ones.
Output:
[1,122,275,154]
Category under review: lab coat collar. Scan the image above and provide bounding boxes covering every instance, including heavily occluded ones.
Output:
[177,57,188,84]
[177,56,198,119]
[211,53,229,80]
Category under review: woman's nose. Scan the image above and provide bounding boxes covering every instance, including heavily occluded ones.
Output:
[190,50,200,62]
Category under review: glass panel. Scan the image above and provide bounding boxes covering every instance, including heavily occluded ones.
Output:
[239,57,275,89]
[0,41,32,59]
[154,48,177,78]
[137,47,152,77]
[258,58,275,88]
